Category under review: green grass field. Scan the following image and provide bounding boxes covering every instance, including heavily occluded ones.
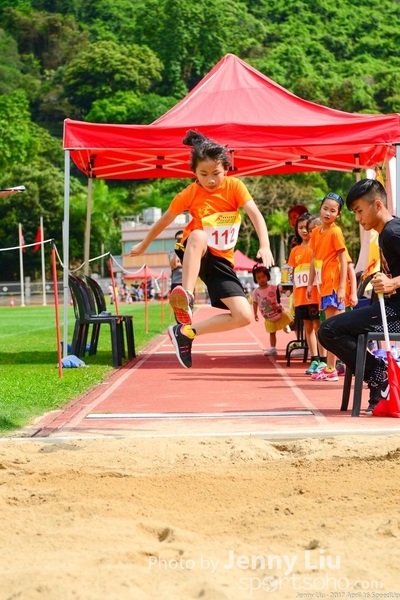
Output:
[0,302,175,434]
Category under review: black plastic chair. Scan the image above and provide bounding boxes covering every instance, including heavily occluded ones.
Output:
[84,275,136,360]
[341,331,400,416]
[68,275,124,367]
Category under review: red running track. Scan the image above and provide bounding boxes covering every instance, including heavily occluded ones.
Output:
[30,305,400,439]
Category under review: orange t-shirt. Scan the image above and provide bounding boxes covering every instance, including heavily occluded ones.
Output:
[309,223,346,298]
[168,177,251,264]
[287,243,319,306]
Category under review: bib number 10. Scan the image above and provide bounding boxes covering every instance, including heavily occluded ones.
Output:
[293,271,309,287]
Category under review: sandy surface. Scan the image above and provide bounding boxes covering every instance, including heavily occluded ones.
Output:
[1,435,400,600]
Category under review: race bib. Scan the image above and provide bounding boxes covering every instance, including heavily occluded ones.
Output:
[201,211,241,251]
[293,263,310,288]
[314,259,323,288]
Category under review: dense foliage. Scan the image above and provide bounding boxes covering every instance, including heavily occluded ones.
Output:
[1,0,399,278]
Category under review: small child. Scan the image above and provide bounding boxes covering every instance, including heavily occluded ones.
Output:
[252,265,292,356]
[306,192,356,381]
[287,212,321,374]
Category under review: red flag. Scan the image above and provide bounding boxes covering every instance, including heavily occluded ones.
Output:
[372,352,400,418]
[34,225,42,252]
[20,229,26,253]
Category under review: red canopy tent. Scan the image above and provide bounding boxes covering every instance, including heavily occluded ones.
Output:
[123,265,161,280]
[233,250,257,272]
[61,54,400,349]
[64,53,400,180]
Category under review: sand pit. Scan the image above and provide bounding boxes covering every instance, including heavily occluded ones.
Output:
[1,434,400,599]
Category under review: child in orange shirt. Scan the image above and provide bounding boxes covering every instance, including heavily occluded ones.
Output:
[130,130,274,368]
[306,192,355,381]
[287,212,322,374]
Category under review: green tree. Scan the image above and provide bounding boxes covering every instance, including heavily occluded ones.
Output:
[266,209,291,267]
[1,7,89,71]
[0,29,25,95]
[0,162,77,280]
[86,91,178,124]
[0,91,37,169]
[133,0,265,95]
[62,41,163,115]
[75,0,139,44]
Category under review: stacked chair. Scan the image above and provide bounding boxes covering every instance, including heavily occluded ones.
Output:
[84,275,135,361]
[68,275,134,367]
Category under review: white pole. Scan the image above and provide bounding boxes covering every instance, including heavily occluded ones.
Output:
[379,295,391,351]
[40,216,47,305]
[84,177,93,276]
[101,242,105,277]
[18,223,25,307]
[63,149,71,358]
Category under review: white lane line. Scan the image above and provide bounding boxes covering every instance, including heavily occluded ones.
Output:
[245,325,329,425]
[85,410,314,420]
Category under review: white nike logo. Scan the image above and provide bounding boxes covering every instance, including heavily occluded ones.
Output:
[380,384,390,399]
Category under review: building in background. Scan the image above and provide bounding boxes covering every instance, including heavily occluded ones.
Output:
[121,208,189,275]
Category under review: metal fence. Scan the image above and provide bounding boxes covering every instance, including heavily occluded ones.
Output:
[0,280,64,306]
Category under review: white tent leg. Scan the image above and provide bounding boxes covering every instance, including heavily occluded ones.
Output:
[395,145,399,216]
[63,150,70,358]
[354,170,369,274]
[84,178,93,276]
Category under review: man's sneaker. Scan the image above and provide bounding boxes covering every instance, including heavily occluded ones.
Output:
[311,367,339,381]
[168,324,193,368]
[264,347,277,356]
[365,402,379,414]
[366,376,390,413]
[305,360,320,375]
[169,286,194,325]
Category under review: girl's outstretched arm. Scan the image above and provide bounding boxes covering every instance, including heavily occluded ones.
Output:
[130,209,177,256]
[243,200,274,267]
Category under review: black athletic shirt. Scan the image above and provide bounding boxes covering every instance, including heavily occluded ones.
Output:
[379,216,400,300]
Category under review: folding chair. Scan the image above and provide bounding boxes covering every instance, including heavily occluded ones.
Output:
[341,332,400,416]
[84,275,136,360]
[340,272,398,416]
[68,275,124,367]
[285,316,308,366]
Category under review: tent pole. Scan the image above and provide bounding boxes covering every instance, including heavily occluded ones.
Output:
[84,177,93,276]
[63,149,71,358]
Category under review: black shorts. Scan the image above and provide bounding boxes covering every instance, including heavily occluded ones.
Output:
[198,250,246,310]
[295,304,320,321]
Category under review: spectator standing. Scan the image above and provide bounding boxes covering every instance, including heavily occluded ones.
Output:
[306,192,355,381]
[287,212,322,374]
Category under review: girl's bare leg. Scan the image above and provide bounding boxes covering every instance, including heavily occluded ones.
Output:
[304,319,318,357]
[181,230,208,292]
[193,296,252,336]
[324,306,344,369]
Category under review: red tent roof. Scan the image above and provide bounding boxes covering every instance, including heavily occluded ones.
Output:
[64,53,400,180]
[233,250,257,271]
[123,265,163,279]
